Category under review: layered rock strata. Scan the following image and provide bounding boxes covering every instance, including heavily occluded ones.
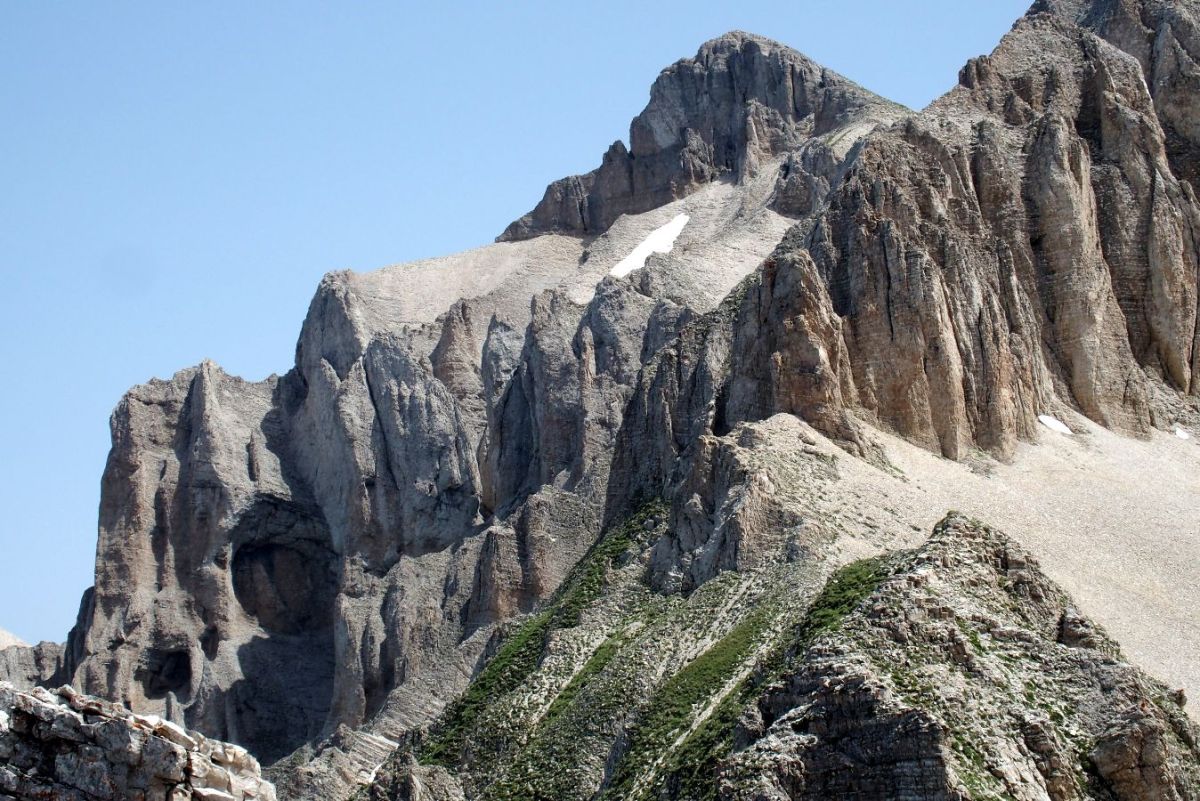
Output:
[721,515,1200,801]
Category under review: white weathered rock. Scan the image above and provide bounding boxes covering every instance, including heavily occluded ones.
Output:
[0,631,25,652]
[0,683,276,801]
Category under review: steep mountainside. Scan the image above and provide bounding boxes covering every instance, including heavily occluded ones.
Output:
[366,514,1199,801]
[22,31,902,801]
[3,1,1200,799]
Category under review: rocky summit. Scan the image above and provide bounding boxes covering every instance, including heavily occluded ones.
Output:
[4,0,1200,799]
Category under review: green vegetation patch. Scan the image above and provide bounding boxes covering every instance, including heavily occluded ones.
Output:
[792,556,891,645]
[541,630,626,727]
[421,609,555,766]
[419,500,666,767]
[479,630,651,801]
[645,556,891,801]
[553,500,664,628]
[602,603,776,800]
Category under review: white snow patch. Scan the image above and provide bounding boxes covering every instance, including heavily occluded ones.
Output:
[610,213,690,278]
[1175,428,1190,440]
[1038,415,1072,435]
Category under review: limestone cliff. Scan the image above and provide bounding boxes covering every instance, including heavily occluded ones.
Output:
[10,1,1200,799]
[46,28,894,801]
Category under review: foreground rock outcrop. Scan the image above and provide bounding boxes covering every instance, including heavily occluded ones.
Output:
[721,514,1200,801]
[0,682,275,801]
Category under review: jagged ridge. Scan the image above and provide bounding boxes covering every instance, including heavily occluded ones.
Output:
[499,31,907,240]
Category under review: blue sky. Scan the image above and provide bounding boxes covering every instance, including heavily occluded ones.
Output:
[0,1,1030,643]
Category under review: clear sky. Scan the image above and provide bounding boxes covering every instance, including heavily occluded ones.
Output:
[0,0,1030,644]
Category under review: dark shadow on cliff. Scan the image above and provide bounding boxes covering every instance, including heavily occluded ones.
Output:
[217,631,336,765]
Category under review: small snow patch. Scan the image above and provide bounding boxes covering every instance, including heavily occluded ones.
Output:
[1175,427,1190,440]
[610,213,690,278]
[1038,415,1072,435]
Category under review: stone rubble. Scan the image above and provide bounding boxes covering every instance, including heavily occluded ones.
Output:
[0,683,275,801]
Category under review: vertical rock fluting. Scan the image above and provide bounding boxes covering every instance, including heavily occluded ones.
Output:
[57,242,700,790]
[36,3,1200,798]
[728,6,1200,460]
[62,363,341,765]
[726,238,869,453]
[60,274,521,773]
[820,7,1195,450]
[609,1,1200,591]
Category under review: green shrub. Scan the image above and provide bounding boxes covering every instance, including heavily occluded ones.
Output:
[551,503,657,628]
[602,605,774,799]
[420,500,666,767]
[541,631,625,727]
[647,556,891,801]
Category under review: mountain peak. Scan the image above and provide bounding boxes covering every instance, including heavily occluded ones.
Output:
[693,29,795,53]
[499,30,905,241]
[688,29,828,71]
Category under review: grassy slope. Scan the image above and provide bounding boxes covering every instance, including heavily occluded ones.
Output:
[416,490,889,800]
[420,501,666,769]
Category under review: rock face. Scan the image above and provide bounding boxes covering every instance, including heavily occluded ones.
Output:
[48,25,890,801]
[0,682,275,800]
[19,1,1200,799]
[721,515,1200,801]
[782,1,1200,458]
[614,0,1200,484]
[499,31,906,240]
[601,0,1200,593]
[0,643,64,693]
